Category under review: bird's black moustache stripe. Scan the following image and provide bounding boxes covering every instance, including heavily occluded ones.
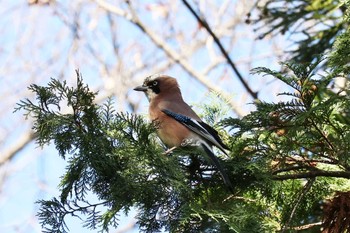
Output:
[150,85,160,94]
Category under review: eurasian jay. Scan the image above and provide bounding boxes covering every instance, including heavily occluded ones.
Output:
[134,74,233,191]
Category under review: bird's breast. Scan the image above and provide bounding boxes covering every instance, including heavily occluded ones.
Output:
[150,110,193,148]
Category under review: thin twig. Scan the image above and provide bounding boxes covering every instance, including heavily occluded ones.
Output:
[284,222,322,231]
[273,169,350,180]
[182,0,258,100]
[310,118,335,151]
[281,178,315,233]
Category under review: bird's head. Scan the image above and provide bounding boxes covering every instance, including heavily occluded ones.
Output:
[134,74,181,101]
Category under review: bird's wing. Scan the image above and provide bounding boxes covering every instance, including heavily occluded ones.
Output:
[162,109,229,154]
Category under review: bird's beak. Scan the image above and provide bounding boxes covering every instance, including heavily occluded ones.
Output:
[133,85,148,92]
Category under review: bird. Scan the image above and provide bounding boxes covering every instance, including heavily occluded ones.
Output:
[134,74,233,192]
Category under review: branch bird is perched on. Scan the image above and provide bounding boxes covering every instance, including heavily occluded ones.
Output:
[134,74,233,191]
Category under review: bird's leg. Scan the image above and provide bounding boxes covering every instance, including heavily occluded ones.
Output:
[163,146,177,155]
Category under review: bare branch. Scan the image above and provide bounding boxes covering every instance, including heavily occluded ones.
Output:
[182,0,258,100]
[272,159,338,175]
[114,220,137,233]
[285,222,322,231]
[0,132,35,165]
[95,0,246,117]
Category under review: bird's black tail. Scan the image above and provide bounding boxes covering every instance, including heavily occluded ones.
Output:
[201,143,234,193]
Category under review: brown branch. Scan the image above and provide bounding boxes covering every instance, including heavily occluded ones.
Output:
[0,132,36,165]
[182,0,258,100]
[283,222,322,231]
[272,158,338,175]
[114,219,137,233]
[273,170,350,180]
[310,119,335,152]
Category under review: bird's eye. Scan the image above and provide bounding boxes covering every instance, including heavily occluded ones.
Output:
[152,81,158,86]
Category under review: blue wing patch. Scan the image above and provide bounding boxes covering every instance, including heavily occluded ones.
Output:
[162,109,228,154]
[162,109,191,123]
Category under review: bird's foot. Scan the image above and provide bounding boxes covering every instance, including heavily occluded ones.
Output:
[163,146,177,155]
